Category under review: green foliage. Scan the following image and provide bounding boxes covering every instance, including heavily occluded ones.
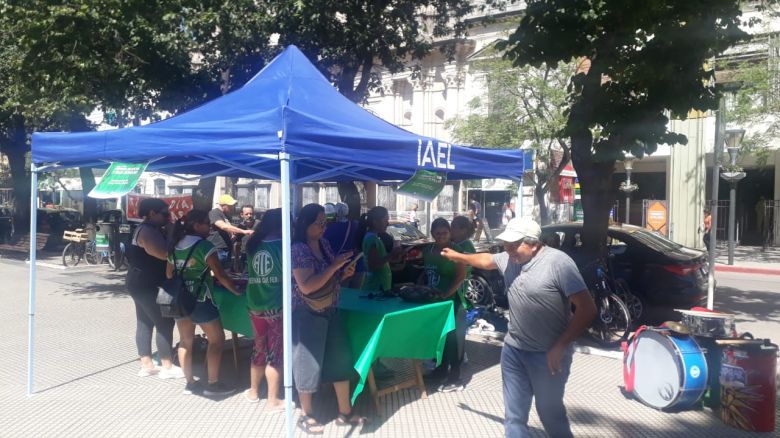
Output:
[499,0,749,162]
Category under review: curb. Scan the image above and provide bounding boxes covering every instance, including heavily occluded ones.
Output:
[715,264,780,276]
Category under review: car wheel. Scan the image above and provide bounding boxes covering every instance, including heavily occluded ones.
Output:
[464,275,492,306]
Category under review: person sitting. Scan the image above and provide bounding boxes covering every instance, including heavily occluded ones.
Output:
[291,203,365,434]
[421,218,467,392]
[243,208,285,410]
[167,210,241,396]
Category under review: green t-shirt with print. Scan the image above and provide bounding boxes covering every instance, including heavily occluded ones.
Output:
[168,236,216,302]
[246,239,283,311]
[423,244,462,302]
[362,232,392,292]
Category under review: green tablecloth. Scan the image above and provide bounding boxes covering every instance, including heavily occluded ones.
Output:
[211,286,455,404]
[338,288,455,404]
[211,287,253,338]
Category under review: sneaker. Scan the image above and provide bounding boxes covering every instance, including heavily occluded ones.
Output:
[203,381,235,397]
[183,380,202,395]
[157,365,185,380]
[439,382,465,393]
[137,366,159,377]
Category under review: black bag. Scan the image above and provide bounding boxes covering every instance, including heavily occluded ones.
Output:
[157,240,205,318]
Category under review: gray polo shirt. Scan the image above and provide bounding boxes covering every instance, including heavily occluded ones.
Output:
[493,247,587,352]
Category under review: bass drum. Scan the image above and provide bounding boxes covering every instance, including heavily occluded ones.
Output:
[626,329,708,410]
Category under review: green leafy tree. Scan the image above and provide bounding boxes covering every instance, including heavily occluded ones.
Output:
[499,0,749,257]
[448,54,575,224]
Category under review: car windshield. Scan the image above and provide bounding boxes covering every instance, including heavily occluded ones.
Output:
[626,228,683,252]
[386,222,426,242]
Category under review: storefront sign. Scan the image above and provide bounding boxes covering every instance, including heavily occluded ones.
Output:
[127,193,193,222]
[397,169,447,202]
[88,162,148,199]
[644,200,668,236]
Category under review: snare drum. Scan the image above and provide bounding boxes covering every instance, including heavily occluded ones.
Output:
[678,309,736,338]
[624,328,708,410]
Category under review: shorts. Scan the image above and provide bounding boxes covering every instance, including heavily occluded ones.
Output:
[292,307,354,393]
[177,298,221,324]
[249,310,283,368]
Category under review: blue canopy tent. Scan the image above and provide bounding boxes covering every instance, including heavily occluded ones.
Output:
[30,45,530,434]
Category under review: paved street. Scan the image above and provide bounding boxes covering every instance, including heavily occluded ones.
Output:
[1,259,778,437]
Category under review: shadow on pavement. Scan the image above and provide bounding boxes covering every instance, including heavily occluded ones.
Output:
[714,286,780,324]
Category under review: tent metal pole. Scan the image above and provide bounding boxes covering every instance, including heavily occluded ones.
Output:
[279,152,294,438]
[27,165,39,396]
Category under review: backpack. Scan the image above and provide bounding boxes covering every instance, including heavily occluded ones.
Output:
[156,240,205,318]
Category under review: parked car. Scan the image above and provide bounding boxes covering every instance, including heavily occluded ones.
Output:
[539,222,709,320]
[386,221,506,307]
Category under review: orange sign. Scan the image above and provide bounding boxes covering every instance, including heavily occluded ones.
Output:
[127,193,193,222]
[644,200,668,236]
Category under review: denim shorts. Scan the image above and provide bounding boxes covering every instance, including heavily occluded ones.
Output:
[176,299,221,324]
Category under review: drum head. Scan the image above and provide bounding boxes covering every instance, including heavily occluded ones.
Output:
[632,331,681,409]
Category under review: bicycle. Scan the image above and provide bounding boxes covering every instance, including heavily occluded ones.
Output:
[62,229,99,267]
[581,259,631,348]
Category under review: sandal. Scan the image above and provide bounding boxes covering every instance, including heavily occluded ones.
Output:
[335,412,368,426]
[297,415,324,435]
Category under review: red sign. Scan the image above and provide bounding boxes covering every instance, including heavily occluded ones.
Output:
[127,193,193,222]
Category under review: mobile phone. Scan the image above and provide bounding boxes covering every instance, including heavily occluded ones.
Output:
[347,252,364,267]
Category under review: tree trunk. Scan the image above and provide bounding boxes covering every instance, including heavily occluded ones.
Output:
[79,167,98,223]
[193,176,216,211]
[570,132,615,261]
[534,179,550,225]
[337,182,361,221]
[6,135,31,234]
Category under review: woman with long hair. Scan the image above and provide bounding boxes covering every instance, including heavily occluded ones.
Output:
[291,203,365,434]
[422,217,467,392]
[357,206,402,292]
[166,209,241,396]
[243,208,285,410]
[125,198,181,379]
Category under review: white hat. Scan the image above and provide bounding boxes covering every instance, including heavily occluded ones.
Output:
[495,217,541,243]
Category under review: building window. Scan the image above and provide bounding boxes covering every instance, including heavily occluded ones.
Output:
[377,184,397,212]
[237,186,254,208]
[154,178,166,196]
[324,185,340,204]
[301,185,319,206]
[436,184,455,212]
[255,185,270,210]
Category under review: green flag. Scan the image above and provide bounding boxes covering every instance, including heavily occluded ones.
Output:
[397,169,447,202]
[88,162,148,199]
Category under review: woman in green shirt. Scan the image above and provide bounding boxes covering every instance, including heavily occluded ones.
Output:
[422,217,466,392]
[450,215,476,372]
[167,210,241,397]
[358,206,403,292]
[243,208,285,410]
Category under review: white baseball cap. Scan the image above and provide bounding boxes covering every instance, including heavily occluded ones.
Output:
[495,217,542,243]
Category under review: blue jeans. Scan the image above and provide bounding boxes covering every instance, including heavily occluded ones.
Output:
[501,343,573,438]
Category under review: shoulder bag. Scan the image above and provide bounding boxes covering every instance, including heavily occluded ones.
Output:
[157,240,206,318]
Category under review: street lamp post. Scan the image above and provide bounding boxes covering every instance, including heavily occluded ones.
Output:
[619,155,638,224]
[720,129,746,266]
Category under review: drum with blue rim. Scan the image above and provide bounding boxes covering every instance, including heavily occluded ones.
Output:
[628,328,708,410]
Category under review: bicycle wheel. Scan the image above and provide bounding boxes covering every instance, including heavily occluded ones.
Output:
[83,241,99,265]
[62,242,81,267]
[588,293,631,348]
[614,278,643,321]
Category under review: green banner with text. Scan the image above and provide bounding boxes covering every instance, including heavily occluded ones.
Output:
[88,162,148,199]
[397,169,447,202]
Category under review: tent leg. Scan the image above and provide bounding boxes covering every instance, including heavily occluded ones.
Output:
[28,166,39,396]
[280,153,294,438]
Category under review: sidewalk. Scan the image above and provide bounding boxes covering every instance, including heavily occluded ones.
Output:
[714,244,780,276]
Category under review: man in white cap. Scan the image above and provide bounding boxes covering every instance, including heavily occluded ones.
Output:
[208,194,253,266]
[441,217,596,438]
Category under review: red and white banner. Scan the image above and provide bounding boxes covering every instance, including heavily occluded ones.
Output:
[127,193,194,222]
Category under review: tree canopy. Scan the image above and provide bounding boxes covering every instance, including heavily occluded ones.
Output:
[499,0,750,256]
